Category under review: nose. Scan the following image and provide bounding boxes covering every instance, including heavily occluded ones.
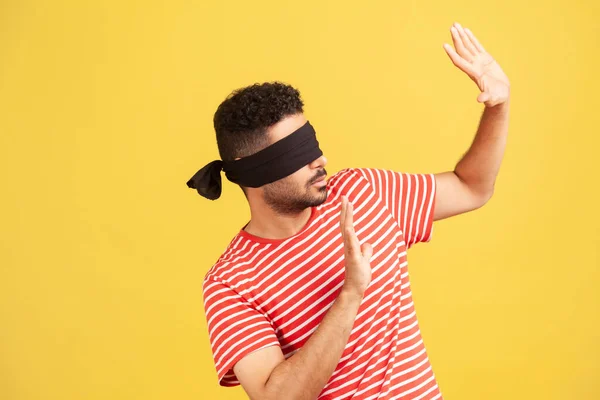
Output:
[309,155,328,169]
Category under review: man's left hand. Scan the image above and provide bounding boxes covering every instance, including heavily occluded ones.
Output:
[443,23,510,108]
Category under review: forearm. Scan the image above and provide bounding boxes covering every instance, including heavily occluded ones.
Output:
[263,289,362,400]
[455,101,510,196]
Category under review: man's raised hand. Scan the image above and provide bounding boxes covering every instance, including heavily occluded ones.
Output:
[340,196,373,298]
[443,22,510,107]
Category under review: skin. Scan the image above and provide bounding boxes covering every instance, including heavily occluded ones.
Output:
[236,196,371,400]
[242,113,329,240]
[233,22,510,400]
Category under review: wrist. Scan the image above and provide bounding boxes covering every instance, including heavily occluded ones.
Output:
[486,98,510,112]
[339,287,365,305]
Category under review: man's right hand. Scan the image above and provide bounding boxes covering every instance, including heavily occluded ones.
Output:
[340,196,373,298]
[232,196,373,400]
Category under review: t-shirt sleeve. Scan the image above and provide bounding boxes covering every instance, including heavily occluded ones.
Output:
[203,277,281,386]
[355,168,436,248]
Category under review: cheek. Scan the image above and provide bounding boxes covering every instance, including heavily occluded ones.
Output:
[268,168,311,194]
[268,177,298,195]
[289,168,312,185]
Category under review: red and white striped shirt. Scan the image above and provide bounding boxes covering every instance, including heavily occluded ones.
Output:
[202,168,441,399]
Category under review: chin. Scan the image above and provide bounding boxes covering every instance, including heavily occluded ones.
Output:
[313,187,328,205]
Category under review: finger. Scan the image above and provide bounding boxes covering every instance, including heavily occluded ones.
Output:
[348,203,362,251]
[345,201,355,242]
[454,23,477,56]
[345,200,354,229]
[344,201,361,255]
[477,92,491,104]
[361,242,373,260]
[443,43,478,79]
[465,27,485,53]
[343,226,357,255]
[478,92,500,107]
[450,26,472,62]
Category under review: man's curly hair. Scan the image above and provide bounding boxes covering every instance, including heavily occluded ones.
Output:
[214,82,304,162]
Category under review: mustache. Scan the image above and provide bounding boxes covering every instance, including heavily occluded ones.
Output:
[308,169,328,185]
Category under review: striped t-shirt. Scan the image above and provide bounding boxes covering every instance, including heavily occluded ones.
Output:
[202,168,441,399]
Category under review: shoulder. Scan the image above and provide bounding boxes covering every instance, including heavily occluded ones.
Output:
[327,167,373,188]
[203,232,278,292]
[328,167,398,185]
[203,233,248,285]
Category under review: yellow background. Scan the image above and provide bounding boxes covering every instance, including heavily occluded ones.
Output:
[1,0,598,399]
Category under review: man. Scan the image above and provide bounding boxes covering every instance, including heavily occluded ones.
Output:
[188,23,509,400]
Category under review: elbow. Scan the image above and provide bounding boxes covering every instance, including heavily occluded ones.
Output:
[465,182,494,211]
[477,186,495,208]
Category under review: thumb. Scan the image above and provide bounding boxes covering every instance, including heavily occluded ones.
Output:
[361,243,373,260]
[477,92,491,103]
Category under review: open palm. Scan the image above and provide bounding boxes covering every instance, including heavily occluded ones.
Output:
[444,23,510,107]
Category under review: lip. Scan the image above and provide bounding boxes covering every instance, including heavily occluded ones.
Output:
[312,176,327,186]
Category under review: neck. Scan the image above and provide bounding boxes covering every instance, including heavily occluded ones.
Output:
[244,202,313,240]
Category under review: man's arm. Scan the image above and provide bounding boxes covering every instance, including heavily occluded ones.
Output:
[434,23,510,221]
[434,101,509,220]
[234,196,373,400]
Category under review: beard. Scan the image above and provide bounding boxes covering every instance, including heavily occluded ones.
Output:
[262,169,328,215]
